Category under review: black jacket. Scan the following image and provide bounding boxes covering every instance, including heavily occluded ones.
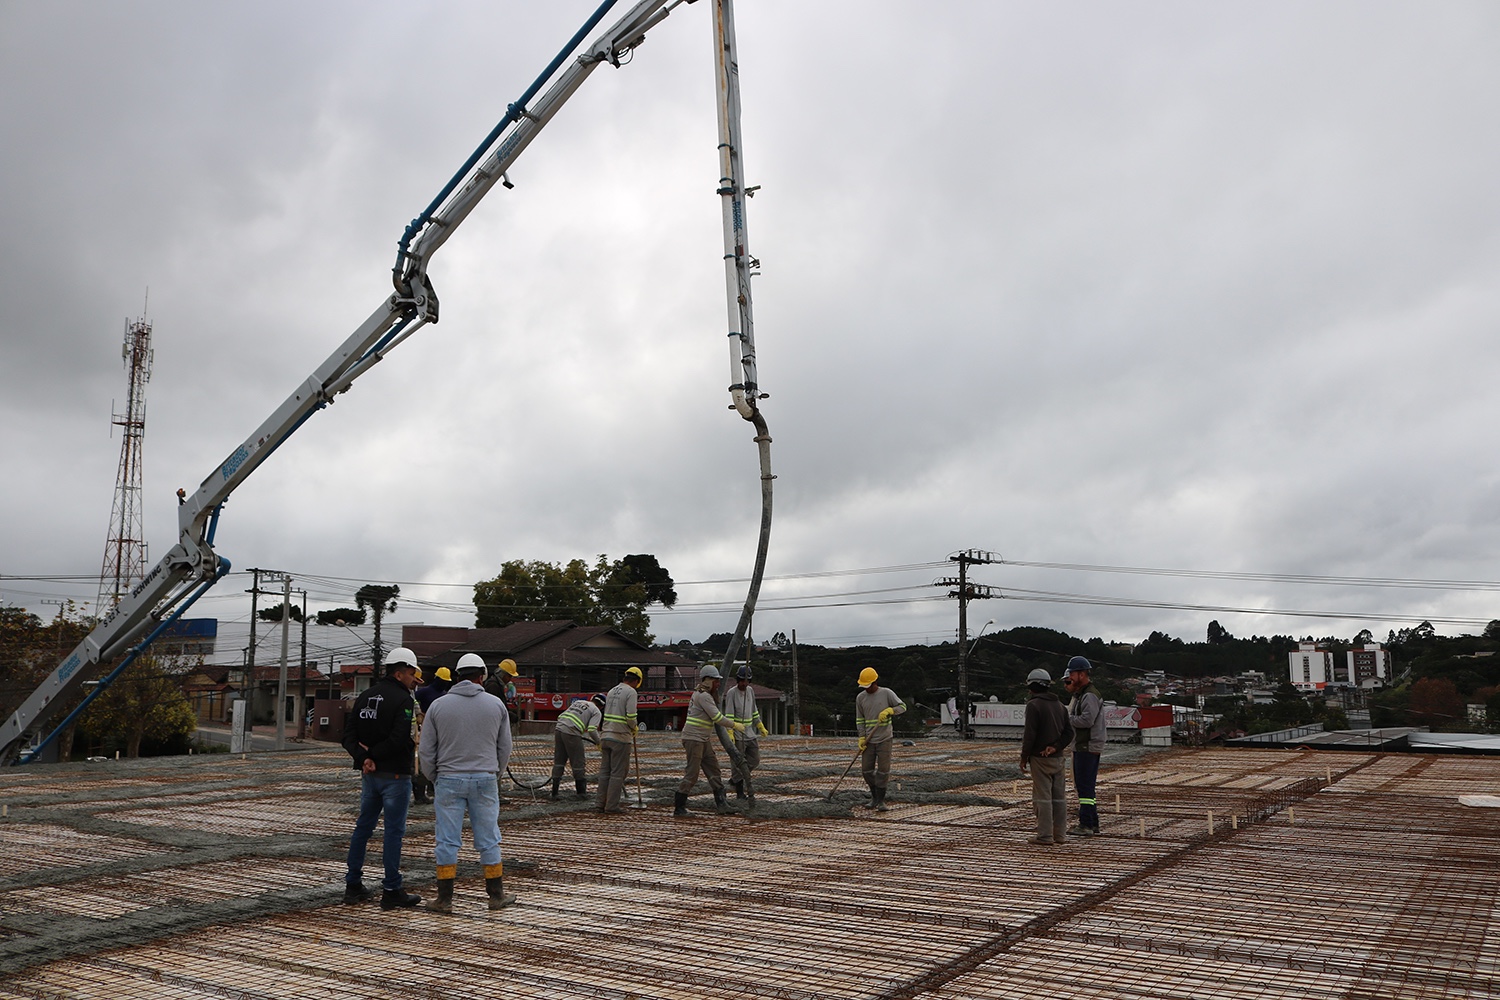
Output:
[1020,690,1074,766]
[342,677,416,775]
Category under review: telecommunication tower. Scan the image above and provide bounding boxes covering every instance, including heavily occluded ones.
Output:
[97,313,154,614]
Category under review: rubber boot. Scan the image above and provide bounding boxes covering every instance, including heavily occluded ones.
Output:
[549,776,560,800]
[485,864,516,910]
[380,887,421,910]
[427,874,455,914]
[575,778,587,798]
[733,779,746,800]
[873,786,889,812]
[713,787,733,814]
[673,791,689,817]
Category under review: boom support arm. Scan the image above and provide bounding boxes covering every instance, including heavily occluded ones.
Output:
[1,0,702,765]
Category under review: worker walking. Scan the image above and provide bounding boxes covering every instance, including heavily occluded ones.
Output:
[1020,667,1074,845]
[722,665,767,798]
[597,666,642,814]
[419,653,516,913]
[551,693,605,799]
[855,668,906,811]
[675,665,744,816]
[341,647,424,909]
[1064,656,1106,836]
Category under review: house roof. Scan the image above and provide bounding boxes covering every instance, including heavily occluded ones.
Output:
[407,621,689,672]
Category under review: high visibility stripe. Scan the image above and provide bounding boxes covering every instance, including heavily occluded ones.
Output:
[1079,798,1096,805]
[684,716,716,728]
[484,863,503,879]
[435,864,458,880]
[603,713,636,724]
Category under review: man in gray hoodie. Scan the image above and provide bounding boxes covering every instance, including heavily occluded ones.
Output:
[418,653,515,913]
[1065,656,1107,836]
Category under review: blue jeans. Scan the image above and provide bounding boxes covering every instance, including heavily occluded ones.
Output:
[346,773,411,891]
[433,772,502,869]
[1073,750,1101,830]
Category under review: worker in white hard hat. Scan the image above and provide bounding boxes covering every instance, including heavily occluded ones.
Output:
[854,667,906,812]
[597,666,643,814]
[722,664,767,799]
[341,647,423,910]
[550,692,606,799]
[1020,667,1074,846]
[419,652,516,913]
[674,664,744,816]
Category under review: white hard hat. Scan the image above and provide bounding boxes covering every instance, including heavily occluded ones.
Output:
[699,664,722,681]
[456,653,486,677]
[387,647,419,670]
[1026,667,1052,687]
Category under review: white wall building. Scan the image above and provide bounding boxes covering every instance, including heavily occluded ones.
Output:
[1345,642,1391,689]
[1289,642,1335,691]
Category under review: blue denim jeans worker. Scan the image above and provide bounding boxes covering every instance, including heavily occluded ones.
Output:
[433,772,502,868]
[345,773,412,891]
[1073,750,1101,831]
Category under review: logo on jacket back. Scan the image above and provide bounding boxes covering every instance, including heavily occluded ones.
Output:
[359,694,384,720]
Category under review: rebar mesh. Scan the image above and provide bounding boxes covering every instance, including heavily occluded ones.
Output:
[0,738,1497,999]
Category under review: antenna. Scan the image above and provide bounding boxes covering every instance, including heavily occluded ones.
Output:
[97,310,154,613]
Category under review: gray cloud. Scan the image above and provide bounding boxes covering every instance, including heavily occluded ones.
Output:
[4,1,1499,653]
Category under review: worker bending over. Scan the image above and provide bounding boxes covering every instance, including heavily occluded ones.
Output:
[419,653,516,912]
[597,667,642,814]
[551,693,605,799]
[722,665,767,798]
[674,665,744,816]
[855,668,906,812]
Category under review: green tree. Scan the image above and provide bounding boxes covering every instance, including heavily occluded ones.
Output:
[78,654,198,758]
[355,584,400,677]
[315,608,366,627]
[473,554,674,643]
[258,602,305,623]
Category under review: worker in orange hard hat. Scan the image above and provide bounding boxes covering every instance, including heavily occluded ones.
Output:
[855,667,906,812]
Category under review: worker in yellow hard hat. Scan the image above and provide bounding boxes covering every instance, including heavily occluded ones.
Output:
[855,667,906,812]
[597,666,643,814]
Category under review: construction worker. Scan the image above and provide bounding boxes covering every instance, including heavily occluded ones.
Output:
[411,666,454,805]
[722,664,767,798]
[597,666,642,814]
[419,652,516,913]
[675,664,744,816]
[341,647,423,909]
[551,692,605,799]
[1020,667,1074,845]
[1064,656,1106,836]
[854,667,906,811]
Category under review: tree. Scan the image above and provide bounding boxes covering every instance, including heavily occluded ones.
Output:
[1408,677,1464,730]
[257,602,305,624]
[78,654,198,758]
[472,554,675,643]
[1206,620,1233,645]
[0,602,94,760]
[355,585,400,677]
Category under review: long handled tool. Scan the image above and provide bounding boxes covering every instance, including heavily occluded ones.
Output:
[629,729,648,809]
[826,745,863,802]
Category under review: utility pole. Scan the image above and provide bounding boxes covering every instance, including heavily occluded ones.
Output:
[936,549,1000,738]
[246,567,261,742]
[275,573,291,750]
[297,589,308,740]
[790,629,800,736]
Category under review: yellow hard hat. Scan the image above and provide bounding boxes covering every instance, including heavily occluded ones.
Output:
[857,667,878,687]
[625,666,644,682]
[434,667,452,682]
[499,658,518,677]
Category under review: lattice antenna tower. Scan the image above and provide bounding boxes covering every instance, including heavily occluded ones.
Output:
[97,310,154,614]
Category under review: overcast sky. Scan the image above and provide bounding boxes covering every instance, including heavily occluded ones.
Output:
[4,1,1500,655]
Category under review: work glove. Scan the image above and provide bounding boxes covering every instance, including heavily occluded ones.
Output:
[731,722,747,734]
[756,722,769,737]
[628,723,639,736]
[878,707,894,724]
[858,736,868,753]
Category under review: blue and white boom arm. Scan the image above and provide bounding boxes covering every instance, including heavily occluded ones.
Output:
[0,0,700,765]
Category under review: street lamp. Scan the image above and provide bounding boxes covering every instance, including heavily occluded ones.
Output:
[957,619,995,739]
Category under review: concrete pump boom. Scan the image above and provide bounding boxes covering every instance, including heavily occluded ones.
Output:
[2,0,773,765]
